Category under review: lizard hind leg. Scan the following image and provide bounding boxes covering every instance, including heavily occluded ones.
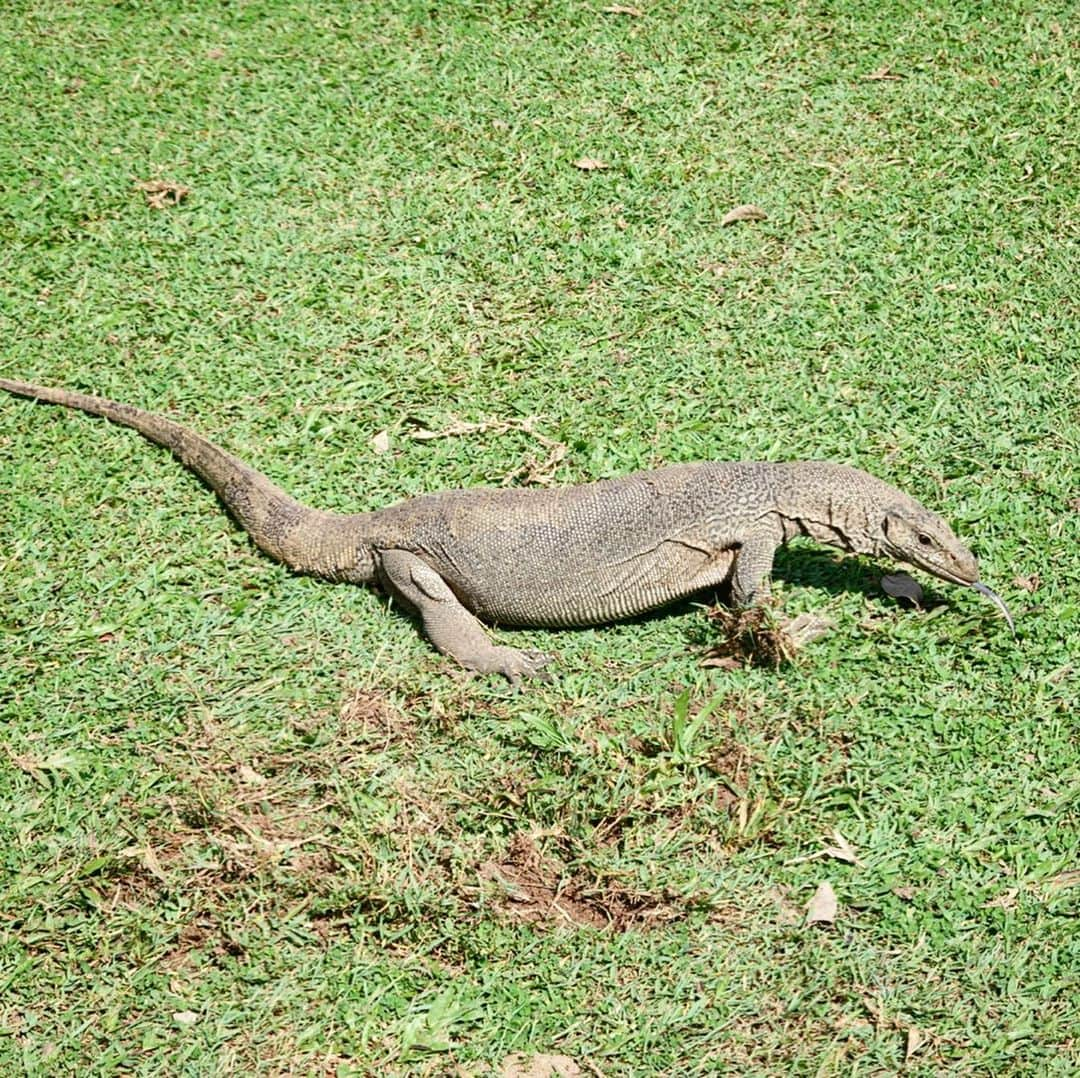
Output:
[375,549,553,686]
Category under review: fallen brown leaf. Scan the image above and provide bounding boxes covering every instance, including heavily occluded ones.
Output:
[705,605,793,667]
[235,764,267,786]
[503,441,568,487]
[1012,573,1040,593]
[720,204,768,226]
[806,880,838,926]
[573,157,609,171]
[863,64,903,81]
[135,179,190,209]
[408,414,566,487]
[371,429,391,455]
[983,888,1019,910]
[119,844,169,883]
[822,828,860,866]
[905,1026,926,1061]
[786,828,860,867]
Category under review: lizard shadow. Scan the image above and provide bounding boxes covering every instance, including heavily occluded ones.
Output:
[769,545,889,600]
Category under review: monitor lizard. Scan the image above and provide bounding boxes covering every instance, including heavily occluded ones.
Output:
[1,377,1014,684]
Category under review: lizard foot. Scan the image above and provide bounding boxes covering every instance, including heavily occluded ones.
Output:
[466,646,555,688]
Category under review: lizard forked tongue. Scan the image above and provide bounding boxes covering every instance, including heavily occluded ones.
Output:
[971,582,1015,634]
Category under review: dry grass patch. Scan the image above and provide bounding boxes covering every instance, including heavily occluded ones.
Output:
[704,605,797,667]
[478,831,681,931]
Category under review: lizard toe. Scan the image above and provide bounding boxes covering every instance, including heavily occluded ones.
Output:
[497,647,555,686]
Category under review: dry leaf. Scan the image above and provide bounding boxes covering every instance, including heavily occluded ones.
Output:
[602,3,643,13]
[822,828,860,865]
[786,828,859,867]
[236,763,267,786]
[119,844,169,882]
[806,881,838,926]
[721,204,768,226]
[905,1026,926,1061]
[371,429,391,455]
[1012,573,1040,593]
[499,1053,582,1078]
[134,179,190,209]
[503,441,568,488]
[573,157,609,171]
[863,64,902,81]
[408,414,565,486]
[881,573,924,605]
[172,1010,199,1026]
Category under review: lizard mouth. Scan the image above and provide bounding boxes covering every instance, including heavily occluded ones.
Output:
[971,581,1015,634]
[897,559,975,588]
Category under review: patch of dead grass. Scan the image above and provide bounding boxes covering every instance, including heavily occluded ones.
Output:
[92,689,417,914]
[339,686,418,748]
[86,685,722,945]
[478,832,679,931]
[703,605,794,667]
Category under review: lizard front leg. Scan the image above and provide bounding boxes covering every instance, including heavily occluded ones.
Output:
[728,530,834,649]
[729,531,781,607]
[376,549,553,686]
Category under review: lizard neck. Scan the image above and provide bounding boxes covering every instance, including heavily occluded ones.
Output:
[769,462,890,556]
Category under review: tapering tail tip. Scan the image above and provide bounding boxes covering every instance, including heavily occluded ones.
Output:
[971,581,1015,635]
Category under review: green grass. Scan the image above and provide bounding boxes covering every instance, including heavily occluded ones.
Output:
[1,0,1077,1073]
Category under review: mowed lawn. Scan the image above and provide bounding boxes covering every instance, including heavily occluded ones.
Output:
[0,1,1077,1073]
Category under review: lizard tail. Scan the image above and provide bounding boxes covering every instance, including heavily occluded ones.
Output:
[1,377,376,582]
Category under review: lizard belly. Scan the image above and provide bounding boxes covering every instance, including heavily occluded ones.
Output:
[460,541,737,627]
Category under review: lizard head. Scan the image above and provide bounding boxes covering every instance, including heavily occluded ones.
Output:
[879,502,1015,632]
[880,502,979,585]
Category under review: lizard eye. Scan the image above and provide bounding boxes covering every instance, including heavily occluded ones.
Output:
[917,533,933,546]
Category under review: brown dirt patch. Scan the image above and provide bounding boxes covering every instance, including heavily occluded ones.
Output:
[707,735,754,805]
[703,605,794,667]
[478,832,678,931]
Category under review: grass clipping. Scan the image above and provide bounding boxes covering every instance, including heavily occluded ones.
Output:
[703,606,834,668]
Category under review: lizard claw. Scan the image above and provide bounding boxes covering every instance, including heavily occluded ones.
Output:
[496,647,555,688]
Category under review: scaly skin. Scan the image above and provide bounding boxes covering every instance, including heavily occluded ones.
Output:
[1,378,1012,683]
